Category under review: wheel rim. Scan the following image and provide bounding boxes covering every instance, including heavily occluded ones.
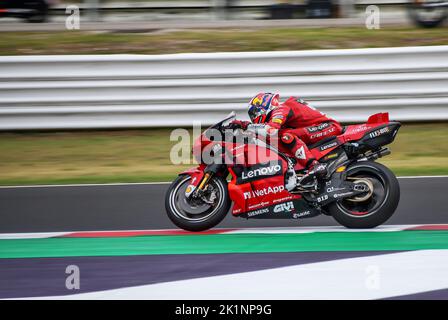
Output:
[336,167,389,218]
[169,176,225,223]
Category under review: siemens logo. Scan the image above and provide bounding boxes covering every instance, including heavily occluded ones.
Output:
[247,208,269,217]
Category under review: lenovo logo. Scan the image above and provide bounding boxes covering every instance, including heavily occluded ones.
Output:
[319,141,338,151]
[241,164,282,181]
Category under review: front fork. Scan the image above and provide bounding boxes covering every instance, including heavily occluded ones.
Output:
[183,163,226,199]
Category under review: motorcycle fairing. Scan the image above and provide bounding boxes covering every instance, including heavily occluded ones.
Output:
[239,198,321,219]
[225,141,316,217]
[180,164,206,185]
[307,113,398,162]
[228,164,302,216]
[179,164,207,197]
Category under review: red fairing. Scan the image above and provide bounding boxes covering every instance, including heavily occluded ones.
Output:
[340,112,391,143]
[226,143,301,216]
[367,112,389,124]
[308,113,392,161]
[180,164,206,187]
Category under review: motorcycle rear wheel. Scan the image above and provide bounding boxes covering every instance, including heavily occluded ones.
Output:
[165,174,231,232]
[327,161,400,228]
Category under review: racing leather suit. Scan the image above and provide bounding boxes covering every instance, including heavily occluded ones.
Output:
[247,97,343,169]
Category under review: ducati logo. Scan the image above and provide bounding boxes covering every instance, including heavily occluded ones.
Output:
[274,201,295,213]
[295,146,306,159]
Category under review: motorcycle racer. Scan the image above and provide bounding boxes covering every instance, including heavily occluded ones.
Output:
[229,93,343,187]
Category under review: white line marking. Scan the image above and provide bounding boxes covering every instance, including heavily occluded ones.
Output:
[19,250,448,300]
[0,224,434,239]
[0,232,70,239]
[397,175,448,179]
[0,181,171,189]
[0,175,447,189]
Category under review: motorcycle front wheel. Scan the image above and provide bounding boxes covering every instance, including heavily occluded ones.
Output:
[165,174,231,232]
[327,161,400,228]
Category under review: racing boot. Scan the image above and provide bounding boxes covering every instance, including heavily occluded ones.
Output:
[297,161,327,190]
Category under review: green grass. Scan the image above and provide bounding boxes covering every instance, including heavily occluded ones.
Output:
[1,26,448,55]
[0,123,447,186]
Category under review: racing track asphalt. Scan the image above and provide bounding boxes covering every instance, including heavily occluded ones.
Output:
[0,176,446,233]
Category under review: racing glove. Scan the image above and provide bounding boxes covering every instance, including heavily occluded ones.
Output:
[227,120,250,130]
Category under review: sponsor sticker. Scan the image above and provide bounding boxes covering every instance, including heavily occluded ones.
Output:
[243,185,285,200]
[295,146,306,159]
[273,201,295,213]
[247,201,270,210]
[333,192,354,199]
[236,161,283,183]
[310,127,335,139]
[369,127,390,139]
[293,210,311,219]
[324,153,338,161]
[349,125,368,134]
[273,195,294,203]
[247,208,269,217]
[319,141,338,151]
[307,122,330,133]
[317,195,329,203]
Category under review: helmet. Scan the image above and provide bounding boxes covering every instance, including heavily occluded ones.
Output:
[248,93,280,123]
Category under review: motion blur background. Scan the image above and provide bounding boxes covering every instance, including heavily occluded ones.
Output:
[0,0,447,186]
[2,4,448,300]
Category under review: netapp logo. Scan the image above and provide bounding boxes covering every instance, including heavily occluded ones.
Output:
[244,185,285,200]
[274,201,294,213]
[240,164,282,181]
[320,141,338,151]
[247,208,269,217]
[369,127,390,139]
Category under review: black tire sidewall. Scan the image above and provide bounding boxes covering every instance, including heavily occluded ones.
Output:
[328,161,400,229]
[164,175,231,232]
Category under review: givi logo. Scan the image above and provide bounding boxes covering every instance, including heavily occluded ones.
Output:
[274,201,295,213]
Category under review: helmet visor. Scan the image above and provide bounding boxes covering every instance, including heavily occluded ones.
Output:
[248,105,266,122]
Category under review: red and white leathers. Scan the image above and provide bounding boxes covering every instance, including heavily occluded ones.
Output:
[247,96,343,169]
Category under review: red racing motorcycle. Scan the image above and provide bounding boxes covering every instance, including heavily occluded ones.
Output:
[165,112,401,231]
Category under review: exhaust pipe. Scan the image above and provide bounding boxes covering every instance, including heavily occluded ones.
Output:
[366,148,390,161]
